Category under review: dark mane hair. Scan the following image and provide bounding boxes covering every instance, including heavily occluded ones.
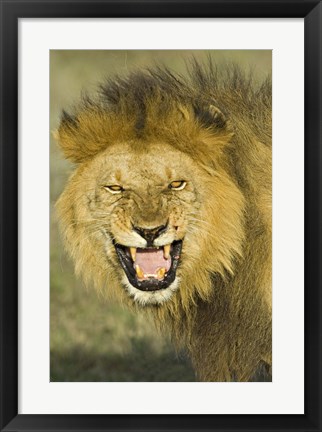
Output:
[58,61,271,182]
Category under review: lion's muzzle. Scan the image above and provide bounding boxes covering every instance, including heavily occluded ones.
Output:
[132,223,168,247]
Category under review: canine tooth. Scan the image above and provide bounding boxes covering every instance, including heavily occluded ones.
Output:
[156,267,166,279]
[163,244,171,259]
[135,265,144,279]
[130,247,136,261]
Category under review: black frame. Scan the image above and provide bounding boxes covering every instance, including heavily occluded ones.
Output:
[0,1,321,431]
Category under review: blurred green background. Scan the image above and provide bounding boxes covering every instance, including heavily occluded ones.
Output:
[50,50,271,382]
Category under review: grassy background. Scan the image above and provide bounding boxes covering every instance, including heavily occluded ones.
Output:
[50,50,271,382]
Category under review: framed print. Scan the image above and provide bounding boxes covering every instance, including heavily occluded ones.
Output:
[0,1,321,432]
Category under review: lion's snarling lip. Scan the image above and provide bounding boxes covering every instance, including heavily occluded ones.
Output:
[114,240,183,291]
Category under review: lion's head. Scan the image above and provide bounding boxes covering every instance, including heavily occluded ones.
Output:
[56,135,244,308]
[55,67,249,308]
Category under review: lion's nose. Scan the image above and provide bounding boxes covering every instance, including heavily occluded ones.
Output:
[133,224,168,247]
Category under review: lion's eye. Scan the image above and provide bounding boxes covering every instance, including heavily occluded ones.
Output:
[104,185,123,194]
[169,180,186,191]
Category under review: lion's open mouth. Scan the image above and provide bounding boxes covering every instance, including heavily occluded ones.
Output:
[114,241,183,291]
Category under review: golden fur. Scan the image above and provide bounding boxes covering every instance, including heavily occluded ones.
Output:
[55,63,272,381]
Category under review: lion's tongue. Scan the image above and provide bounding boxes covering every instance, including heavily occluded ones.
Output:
[134,248,171,276]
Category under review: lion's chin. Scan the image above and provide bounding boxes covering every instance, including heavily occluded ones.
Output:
[122,277,180,306]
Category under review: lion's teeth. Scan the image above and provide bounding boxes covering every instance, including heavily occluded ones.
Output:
[130,247,136,261]
[135,264,144,279]
[163,244,171,259]
[156,267,166,279]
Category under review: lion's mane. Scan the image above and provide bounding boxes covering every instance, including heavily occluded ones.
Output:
[56,62,272,381]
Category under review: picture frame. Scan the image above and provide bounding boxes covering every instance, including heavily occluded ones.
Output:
[0,1,321,431]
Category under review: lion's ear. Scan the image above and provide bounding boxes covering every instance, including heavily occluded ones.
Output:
[54,110,97,164]
[177,104,191,122]
[194,104,227,130]
[53,110,80,162]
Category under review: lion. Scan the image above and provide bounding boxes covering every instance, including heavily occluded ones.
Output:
[55,61,272,382]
